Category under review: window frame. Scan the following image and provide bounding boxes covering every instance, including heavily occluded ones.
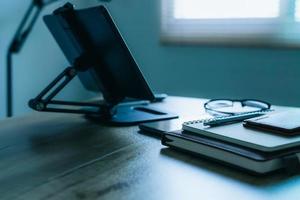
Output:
[161,0,300,48]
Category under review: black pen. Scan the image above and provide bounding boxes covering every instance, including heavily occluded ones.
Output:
[203,110,271,126]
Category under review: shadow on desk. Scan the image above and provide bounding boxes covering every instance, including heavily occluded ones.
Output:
[1,114,131,180]
[160,147,298,187]
[138,130,162,140]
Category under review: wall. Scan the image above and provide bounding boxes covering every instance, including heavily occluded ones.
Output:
[1,0,300,119]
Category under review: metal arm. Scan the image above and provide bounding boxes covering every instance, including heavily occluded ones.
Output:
[6,0,54,117]
[28,67,115,118]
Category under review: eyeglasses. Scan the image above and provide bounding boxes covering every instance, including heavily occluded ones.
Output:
[204,99,271,116]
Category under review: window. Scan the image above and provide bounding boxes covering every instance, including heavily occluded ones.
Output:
[161,0,300,47]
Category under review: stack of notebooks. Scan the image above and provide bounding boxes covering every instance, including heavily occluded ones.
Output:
[161,116,300,175]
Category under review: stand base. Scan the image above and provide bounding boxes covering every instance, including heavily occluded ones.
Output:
[85,104,178,126]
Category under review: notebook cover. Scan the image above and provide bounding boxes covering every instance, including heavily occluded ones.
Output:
[182,120,300,152]
[162,130,300,161]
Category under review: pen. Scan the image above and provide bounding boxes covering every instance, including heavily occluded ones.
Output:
[203,110,271,126]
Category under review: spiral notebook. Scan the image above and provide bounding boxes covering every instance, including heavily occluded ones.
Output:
[182,118,300,152]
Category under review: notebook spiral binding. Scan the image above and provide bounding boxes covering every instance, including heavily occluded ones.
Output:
[183,118,212,125]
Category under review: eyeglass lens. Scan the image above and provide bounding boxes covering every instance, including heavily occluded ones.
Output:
[206,99,269,115]
[242,100,269,109]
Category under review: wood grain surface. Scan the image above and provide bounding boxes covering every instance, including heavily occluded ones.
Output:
[0,97,299,200]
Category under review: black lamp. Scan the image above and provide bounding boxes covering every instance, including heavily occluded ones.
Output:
[6,0,58,117]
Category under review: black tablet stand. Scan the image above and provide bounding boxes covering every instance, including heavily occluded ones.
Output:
[28,3,178,125]
[28,64,177,125]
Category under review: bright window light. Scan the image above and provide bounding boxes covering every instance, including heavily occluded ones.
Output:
[162,0,300,47]
[295,0,300,21]
[174,0,280,19]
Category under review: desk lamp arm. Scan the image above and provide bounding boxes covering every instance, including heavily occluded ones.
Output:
[6,0,55,117]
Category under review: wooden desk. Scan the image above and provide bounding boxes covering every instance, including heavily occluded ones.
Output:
[0,97,299,200]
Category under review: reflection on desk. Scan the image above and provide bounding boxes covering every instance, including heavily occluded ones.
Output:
[0,96,299,200]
